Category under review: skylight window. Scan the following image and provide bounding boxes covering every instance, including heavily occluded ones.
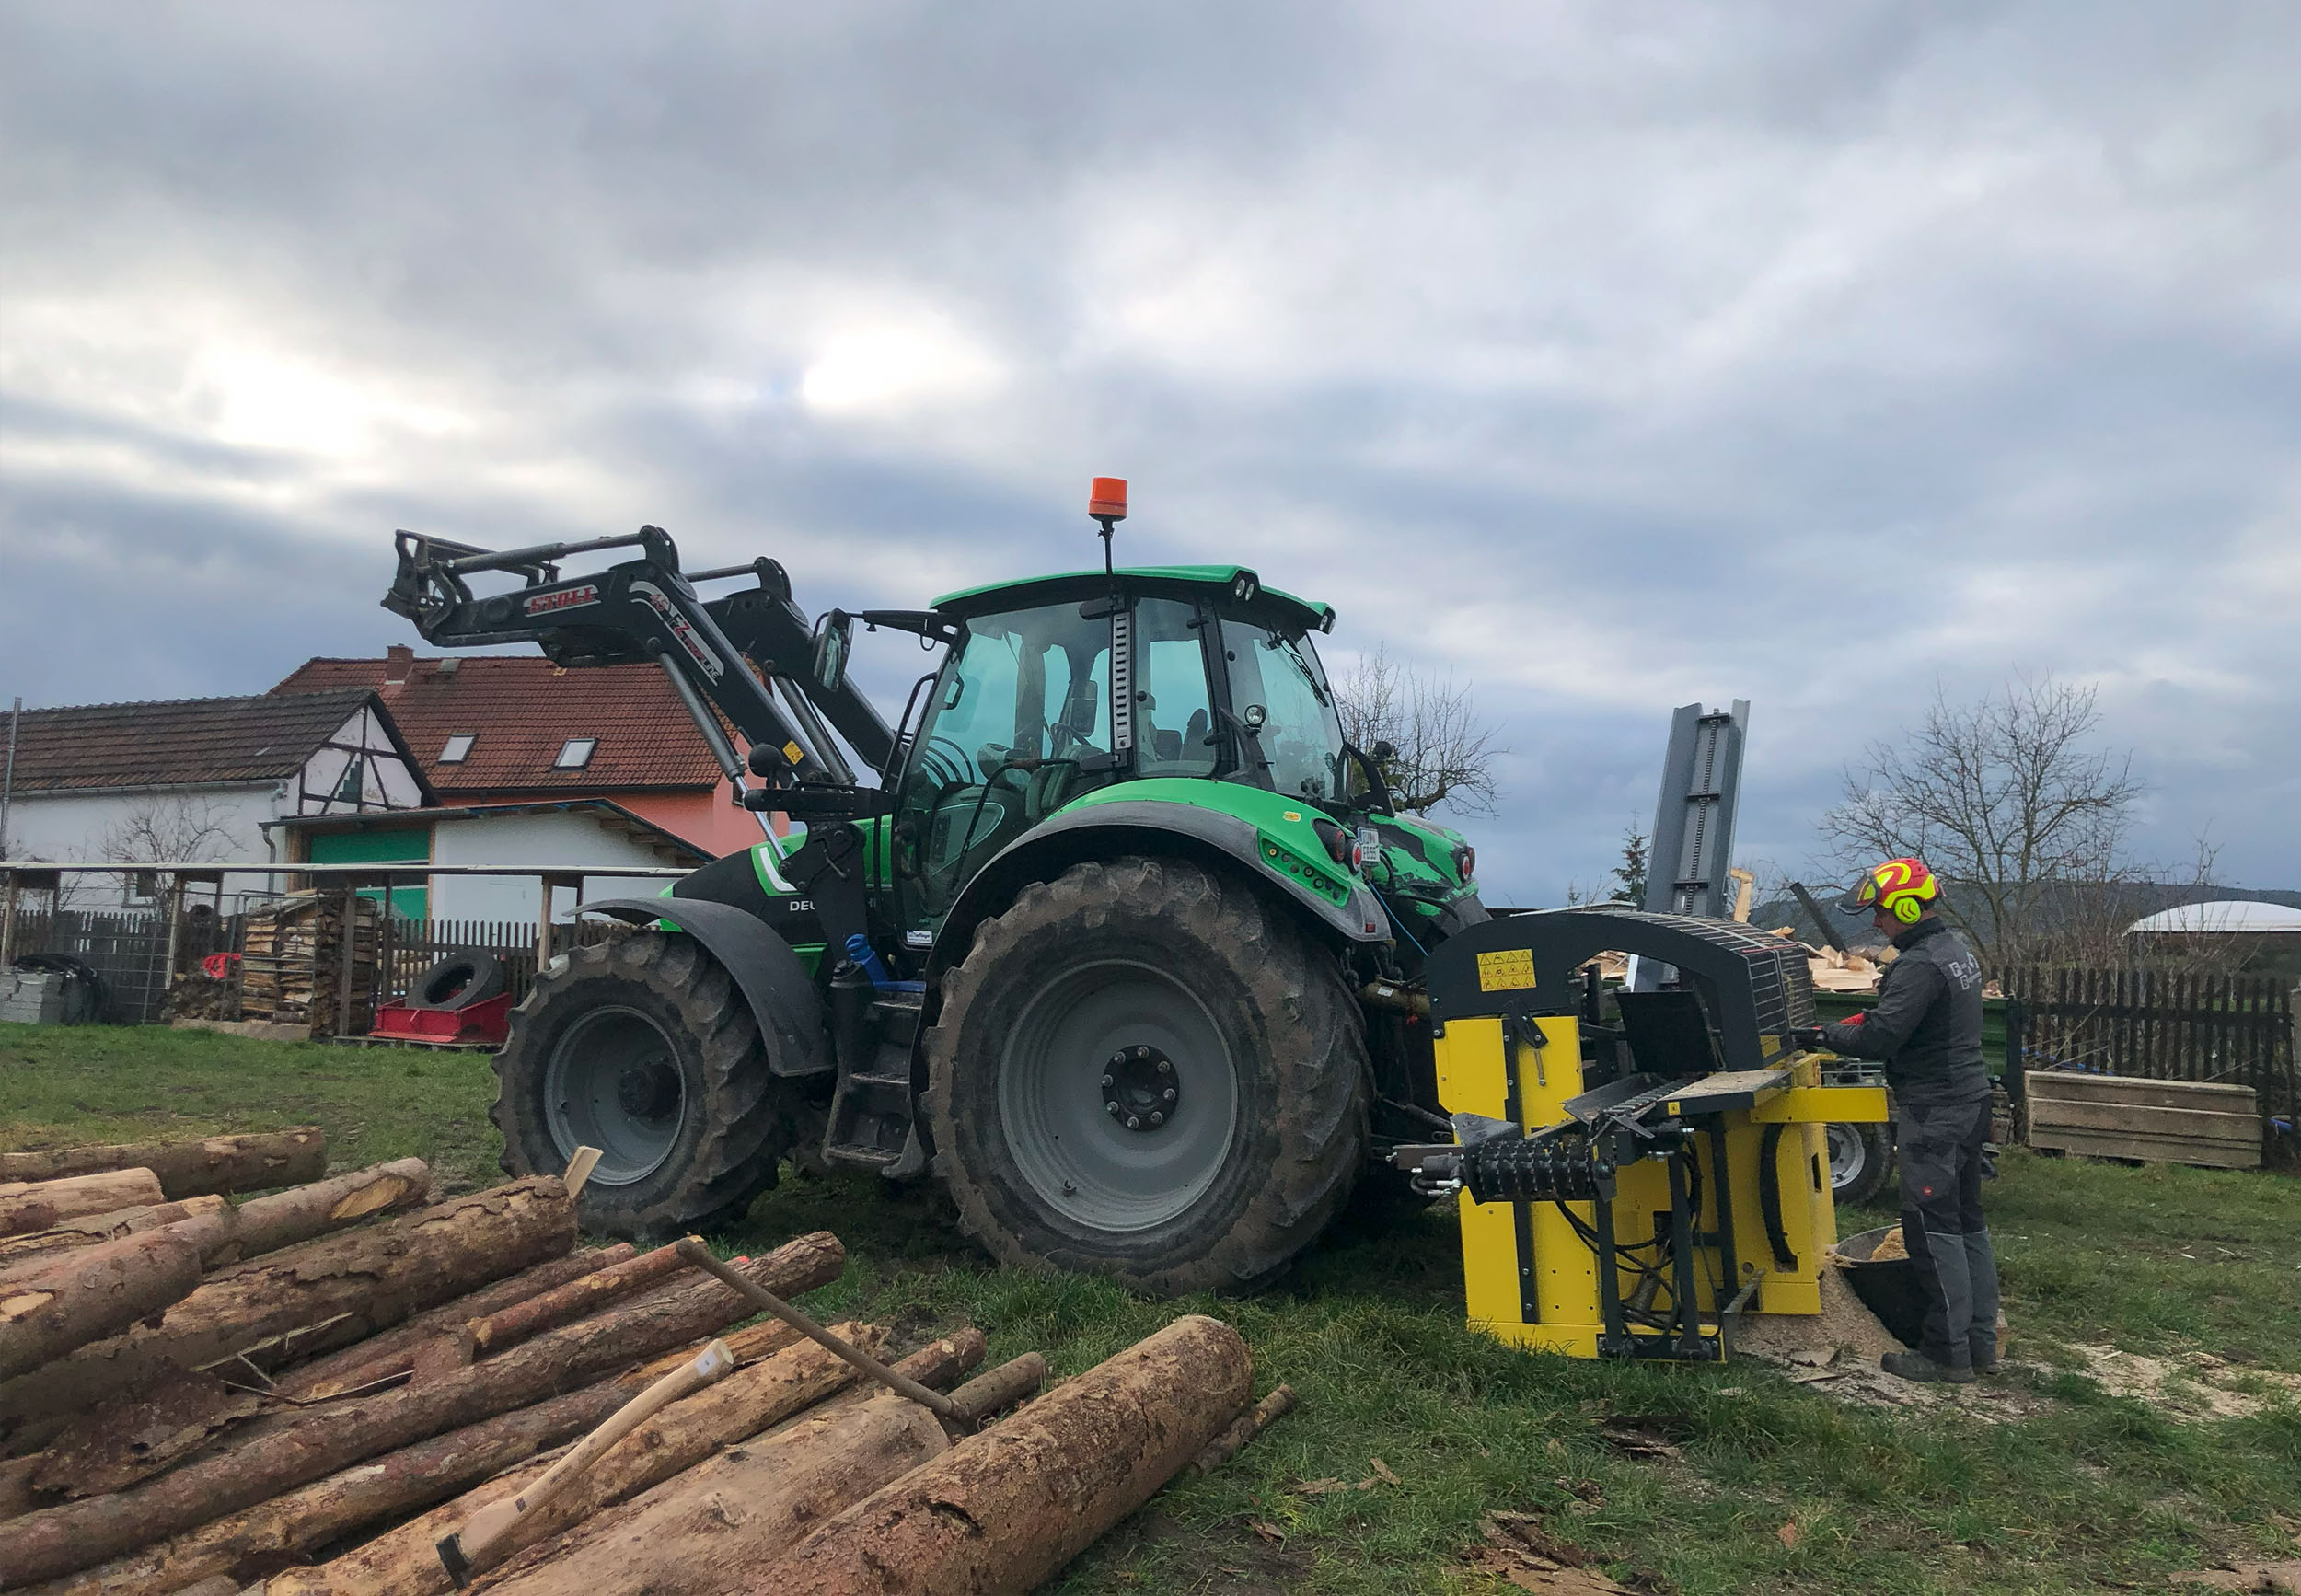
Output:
[554,737,598,770]
[439,734,476,764]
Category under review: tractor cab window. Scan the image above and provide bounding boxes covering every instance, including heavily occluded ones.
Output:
[1219,617,1348,804]
[896,603,1115,922]
[1133,597,1217,778]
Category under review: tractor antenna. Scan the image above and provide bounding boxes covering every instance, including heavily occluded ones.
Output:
[1088,477,1127,578]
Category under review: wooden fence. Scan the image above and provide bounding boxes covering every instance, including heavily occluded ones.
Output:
[5,908,619,1028]
[2006,966,2297,1155]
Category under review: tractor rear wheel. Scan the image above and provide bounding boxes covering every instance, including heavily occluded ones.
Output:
[493,931,791,1240]
[924,856,1368,1296]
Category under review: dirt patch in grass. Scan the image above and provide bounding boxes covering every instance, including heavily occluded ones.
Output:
[2053,1345,2301,1420]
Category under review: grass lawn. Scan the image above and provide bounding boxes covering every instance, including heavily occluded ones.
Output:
[6,1021,2298,1594]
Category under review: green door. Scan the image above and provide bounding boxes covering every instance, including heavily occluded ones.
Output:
[306,825,432,919]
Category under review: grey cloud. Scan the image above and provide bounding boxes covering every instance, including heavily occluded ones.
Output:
[5,2,2298,900]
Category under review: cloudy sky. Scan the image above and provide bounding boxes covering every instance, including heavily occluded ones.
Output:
[5,3,2297,904]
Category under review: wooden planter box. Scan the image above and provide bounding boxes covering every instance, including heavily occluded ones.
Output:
[2025,1071,2261,1170]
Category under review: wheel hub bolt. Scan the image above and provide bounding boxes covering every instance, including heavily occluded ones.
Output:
[1150,1111,1165,1127]
[1126,1116,1141,1130]
[1162,1088,1176,1103]
[1106,1102,1121,1117]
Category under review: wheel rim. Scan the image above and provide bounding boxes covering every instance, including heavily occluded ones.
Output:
[997,958,1240,1232]
[545,1005,685,1186]
[1825,1122,1867,1193]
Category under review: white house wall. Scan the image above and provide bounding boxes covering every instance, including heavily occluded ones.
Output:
[5,785,283,909]
[427,810,685,922]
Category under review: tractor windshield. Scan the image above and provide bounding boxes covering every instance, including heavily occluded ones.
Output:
[1220,617,1348,804]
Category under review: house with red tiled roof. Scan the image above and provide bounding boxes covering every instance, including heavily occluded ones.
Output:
[269,647,755,921]
[0,688,429,909]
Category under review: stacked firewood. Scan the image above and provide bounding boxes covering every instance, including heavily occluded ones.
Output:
[0,1131,1278,1596]
[161,972,241,1023]
[240,894,381,1036]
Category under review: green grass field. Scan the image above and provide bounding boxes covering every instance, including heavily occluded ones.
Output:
[5,1022,2297,1594]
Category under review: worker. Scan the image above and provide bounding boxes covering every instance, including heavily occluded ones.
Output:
[1789,858,1998,1384]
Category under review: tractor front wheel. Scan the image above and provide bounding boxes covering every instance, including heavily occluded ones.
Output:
[492,931,791,1240]
[925,856,1368,1296]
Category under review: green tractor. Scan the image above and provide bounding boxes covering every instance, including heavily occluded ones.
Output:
[384,486,1488,1294]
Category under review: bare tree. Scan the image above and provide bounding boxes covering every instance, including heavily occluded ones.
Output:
[97,796,245,906]
[1332,645,1507,816]
[1817,677,2144,966]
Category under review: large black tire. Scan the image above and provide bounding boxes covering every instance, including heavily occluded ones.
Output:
[405,953,506,1012]
[492,931,791,1241]
[924,856,1369,1297]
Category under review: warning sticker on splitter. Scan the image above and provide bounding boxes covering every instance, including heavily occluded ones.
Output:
[1475,949,1536,992]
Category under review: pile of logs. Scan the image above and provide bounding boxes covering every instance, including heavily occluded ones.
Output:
[162,971,241,1024]
[0,1129,1281,1596]
[240,893,381,1037]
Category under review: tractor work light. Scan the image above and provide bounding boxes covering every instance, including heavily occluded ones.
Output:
[1231,572,1260,603]
[1089,477,1128,520]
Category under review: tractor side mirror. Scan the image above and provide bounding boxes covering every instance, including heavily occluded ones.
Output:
[1370,739,1395,763]
[812,610,852,694]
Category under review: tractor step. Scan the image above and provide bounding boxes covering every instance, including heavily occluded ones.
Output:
[821,988,926,1177]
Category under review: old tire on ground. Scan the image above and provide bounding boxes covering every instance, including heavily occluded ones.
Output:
[492,931,790,1240]
[925,856,1368,1297]
[405,952,506,1011]
[1827,1120,1896,1207]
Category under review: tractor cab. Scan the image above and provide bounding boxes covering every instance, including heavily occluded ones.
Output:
[889,567,1353,931]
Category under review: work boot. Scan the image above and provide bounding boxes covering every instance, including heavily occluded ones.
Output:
[1968,1338,2000,1376]
[1881,1349,1976,1385]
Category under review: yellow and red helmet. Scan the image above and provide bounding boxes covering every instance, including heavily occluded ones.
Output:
[1839,857,1939,925]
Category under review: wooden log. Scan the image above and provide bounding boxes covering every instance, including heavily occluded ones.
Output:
[276,1326,970,1596]
[282,1247,634,1400]
[0,1232,844,1587]
[622,1315,798,1386]
[221,1158,434,1261]
[0,1171,168,1240]
[20,1383,630,1596]
[0,1130,326,1201]
[746,1314,1253,1596]
[941,1354,1047,1429]
[0,1197,227,1284]
[282,1323,891,1596]
[0,1229,204,1381]
[449,1324,889,1583]
[468,1243,686,1356]
[0,1178,576,1428]
[1190,1384,1297,1475]
[468,1396,950,1596]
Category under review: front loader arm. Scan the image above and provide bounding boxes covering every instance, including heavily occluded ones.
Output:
[384,526,848,784]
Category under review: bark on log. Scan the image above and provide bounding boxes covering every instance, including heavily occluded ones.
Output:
[471,1397,950,1596]
[625,1315,800,1386]
[0,1197,227,1284]
[0,1171,168,1240]
[0,1179,575,1428]
[0,1130,326,1201]
[467,1243,686,1355]
[0,1229,204,1381]
[0,1232,844,1588]
[281,1248,632,1401]
[1,1451,42,1524]
[746,1314,1253,1596]
[33,1367,266,1499]
[269,1321,896,1596]
[220,1159,433,1262]
[20,1384,628,1596]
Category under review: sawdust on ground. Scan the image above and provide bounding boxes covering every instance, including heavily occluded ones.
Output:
[2055,1345,2301,1421]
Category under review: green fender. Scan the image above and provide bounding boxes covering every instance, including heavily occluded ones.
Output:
[923,781,1390,988]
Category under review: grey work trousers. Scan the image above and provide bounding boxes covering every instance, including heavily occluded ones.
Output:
[1895,1097,2001,1370]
